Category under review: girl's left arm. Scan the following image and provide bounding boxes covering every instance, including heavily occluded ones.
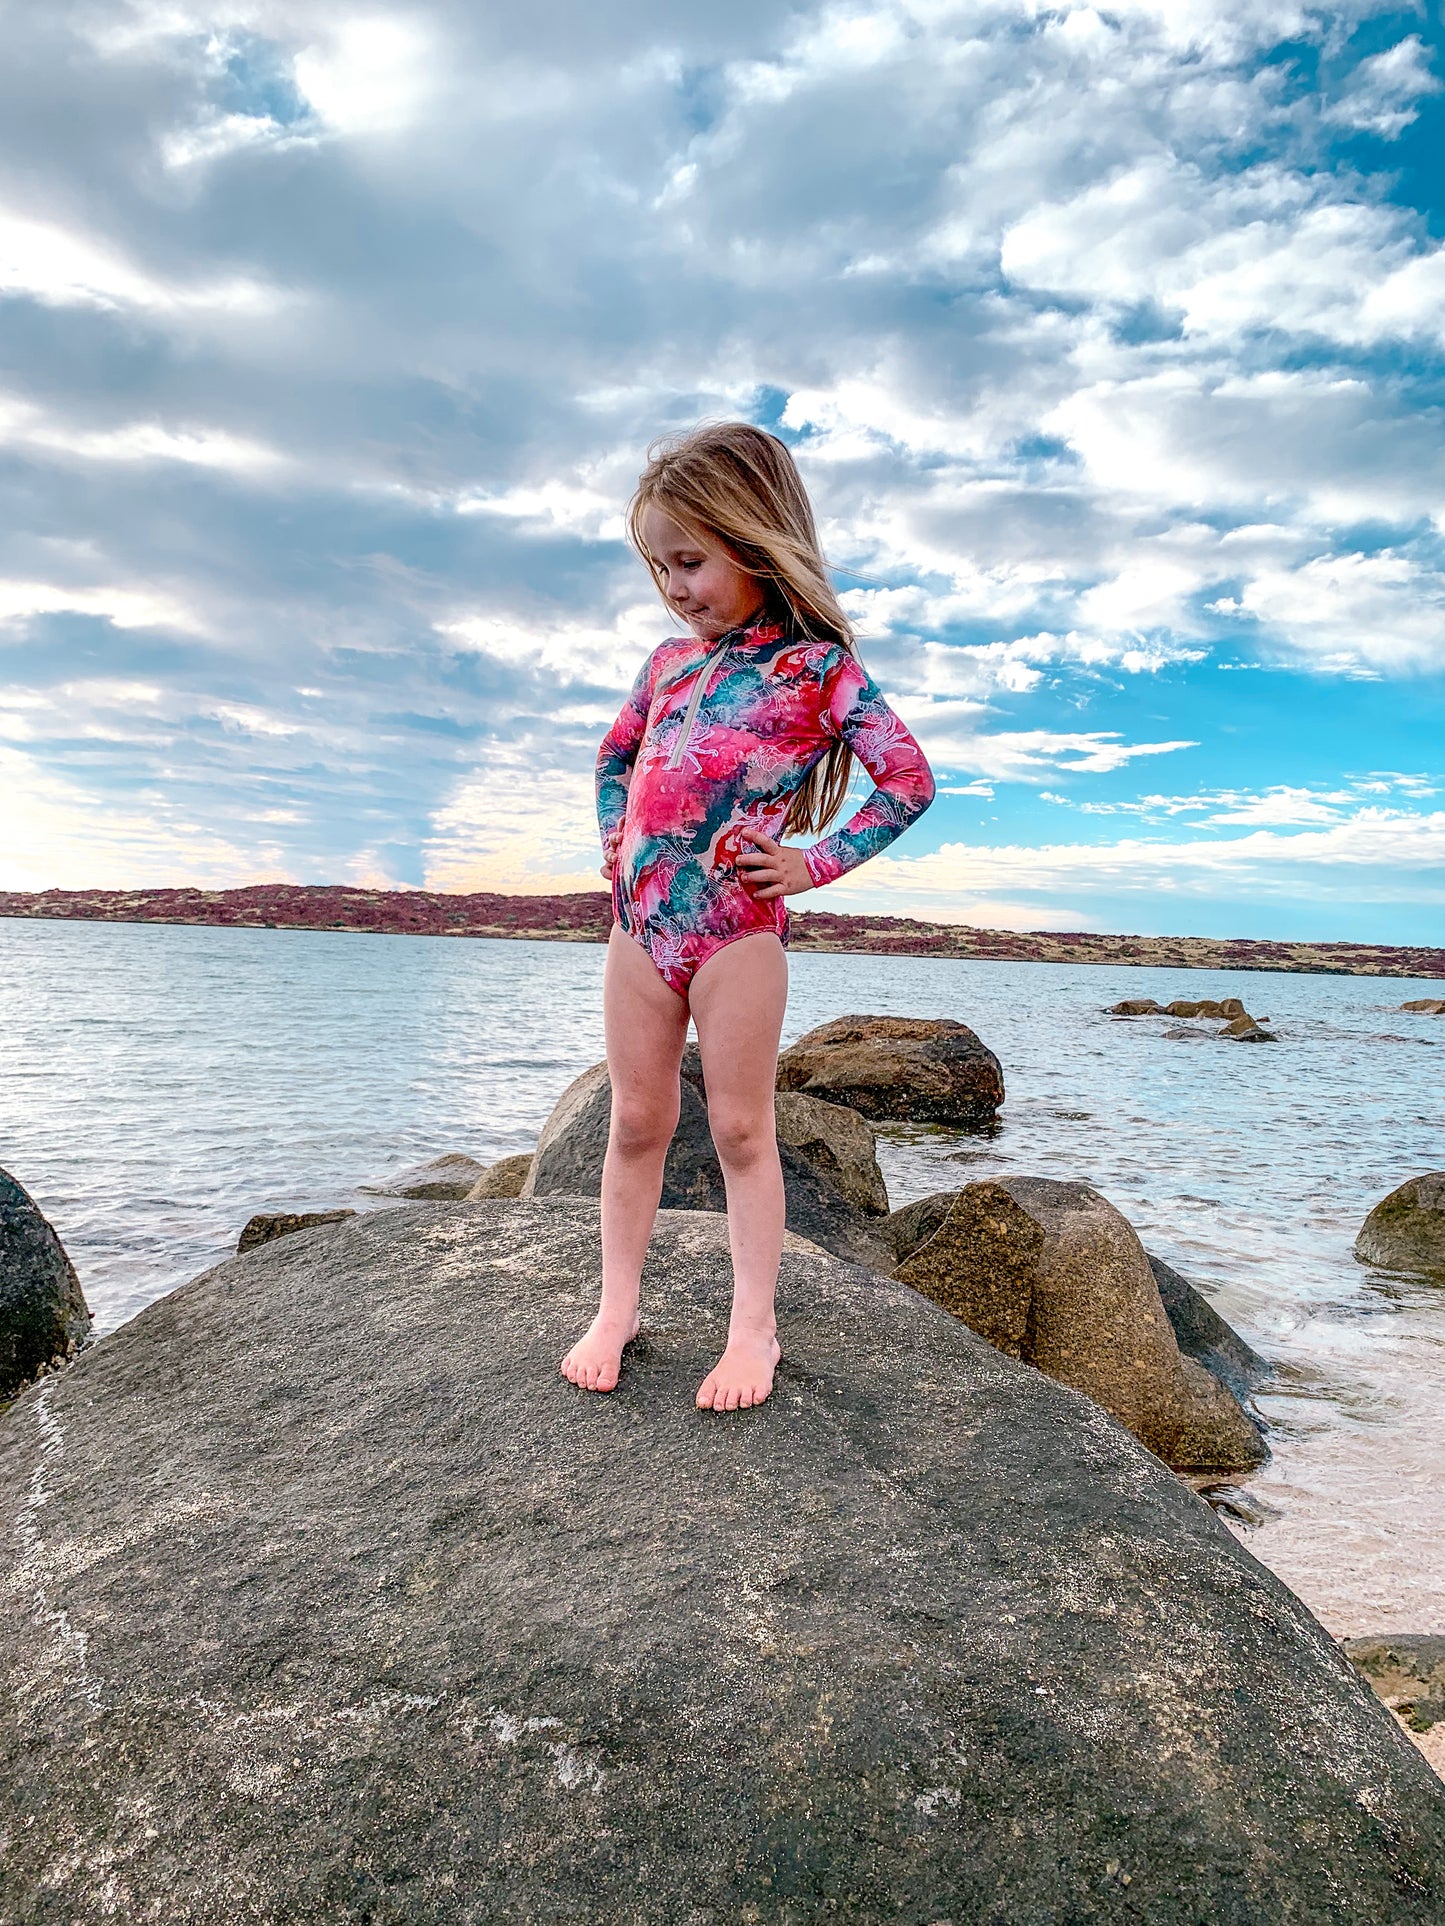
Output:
[801,652,935,888]
[595,652,656,860]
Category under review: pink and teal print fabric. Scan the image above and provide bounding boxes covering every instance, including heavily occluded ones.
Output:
[596,619,935,994]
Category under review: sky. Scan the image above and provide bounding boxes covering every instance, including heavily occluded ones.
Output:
[2,0,1444,941]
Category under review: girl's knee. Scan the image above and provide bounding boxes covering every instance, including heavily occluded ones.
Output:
[609,1091,680,1159]
[707,1105,778,1171]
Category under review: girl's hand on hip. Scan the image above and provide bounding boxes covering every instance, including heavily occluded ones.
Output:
[736,829,814,900]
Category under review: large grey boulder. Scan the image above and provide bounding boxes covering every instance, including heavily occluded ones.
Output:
[1355,1172,1445,1277]
[2,1199,1441,1921]
[892,1177,1267,1472]
[522,1059,891,1268]
[0,1169,90,1402]
[776,1014,1005,1125]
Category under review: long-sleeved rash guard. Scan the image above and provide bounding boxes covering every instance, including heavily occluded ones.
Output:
[596,619,935,997]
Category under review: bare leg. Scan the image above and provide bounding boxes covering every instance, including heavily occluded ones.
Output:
[688,932,788,1412]
[561,927,690,1392]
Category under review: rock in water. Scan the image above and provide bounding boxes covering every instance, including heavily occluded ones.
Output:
[1355,1173,1445,1277]
[0,1169,91,1401]
[465,1153,534,1200]
[1401,998,1445,1015]
[1109,997,1163,1015]
[775,1014,1004,1125]
[1220,1013,1276,1041]
[773,1090,888,1215]
[237,1210,357,1255]
[2,1199,1441,1921]
[1146,1251,1271,1404]
[523,1061,890,1268]
[892,1177,1267,1471]
[362,1153,485,1200]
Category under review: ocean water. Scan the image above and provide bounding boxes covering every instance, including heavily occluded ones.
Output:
[1,915,1441,1637]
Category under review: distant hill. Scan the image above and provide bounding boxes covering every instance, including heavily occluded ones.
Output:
[3,884,1441,978]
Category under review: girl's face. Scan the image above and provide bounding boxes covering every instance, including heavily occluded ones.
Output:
[640,504,766,641]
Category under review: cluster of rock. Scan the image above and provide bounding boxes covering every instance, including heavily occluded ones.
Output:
[345,1018,1263,1473]
[6,1010,1445,1914]
[1109,995,1276,1041]
[1401,997,1445,1015]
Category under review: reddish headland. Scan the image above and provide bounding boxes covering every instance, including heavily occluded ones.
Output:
[2,885,1441,978]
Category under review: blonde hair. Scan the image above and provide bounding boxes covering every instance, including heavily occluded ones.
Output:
[627,420,858,839]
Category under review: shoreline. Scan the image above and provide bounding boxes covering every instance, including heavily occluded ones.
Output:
[2,884,1442,979]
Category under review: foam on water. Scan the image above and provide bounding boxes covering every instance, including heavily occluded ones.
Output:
[1,917,1441,1635]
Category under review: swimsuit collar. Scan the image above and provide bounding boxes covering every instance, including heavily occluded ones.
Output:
[710,617,786,651]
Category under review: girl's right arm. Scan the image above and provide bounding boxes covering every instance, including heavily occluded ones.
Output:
[595,652,657,862]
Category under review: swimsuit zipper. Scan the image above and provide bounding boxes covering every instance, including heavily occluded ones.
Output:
[665,629,739,770]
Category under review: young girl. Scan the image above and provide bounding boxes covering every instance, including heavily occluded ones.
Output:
[561,423,935,1412]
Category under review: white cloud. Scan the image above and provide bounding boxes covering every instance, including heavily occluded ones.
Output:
[1038,775,1441,824]
[820,808,1445,921]
[1215,550,1445,675]
[899,709,1198,780]
[1323,35,1441,140]
[423,743,602,894]
[0,578,203,633]
[0,745,293,891]
[0,394,287,475]
[0,208,283,317]
[436,602,663,690]
[293,17,438,136]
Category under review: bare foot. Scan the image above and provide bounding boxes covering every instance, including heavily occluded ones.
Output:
[561,1311,640,1393]
[696,1328,781,1413]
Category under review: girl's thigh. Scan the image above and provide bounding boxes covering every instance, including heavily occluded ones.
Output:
[688,932,788,1118]
[604,926,690,1112]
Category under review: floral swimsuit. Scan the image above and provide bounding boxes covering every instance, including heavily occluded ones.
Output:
[596,619,935,998]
